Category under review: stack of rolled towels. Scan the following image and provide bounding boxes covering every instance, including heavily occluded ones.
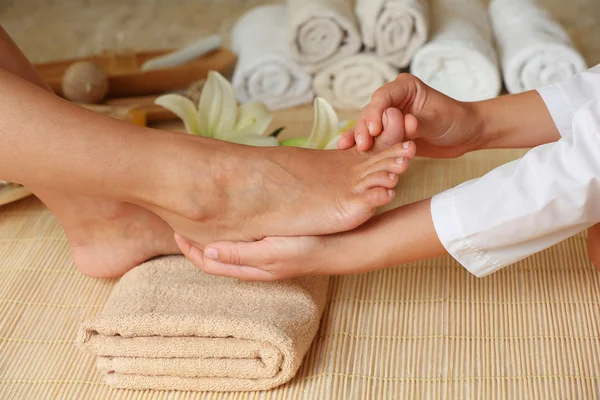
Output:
[232,0,587,111]
[232,0,429,111]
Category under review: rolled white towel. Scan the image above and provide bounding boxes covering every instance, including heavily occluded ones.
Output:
[287,0,362,73]
[313,54,398,110]
[410,0,501,102]
[355,0,429,68]
[231,5,314,110]
[489,0,587,94]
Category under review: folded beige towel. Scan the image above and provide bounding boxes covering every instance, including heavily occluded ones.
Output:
[313,53,398,110]
[76,256,329,392]
[355,0,429,68]
[287,0,362,73]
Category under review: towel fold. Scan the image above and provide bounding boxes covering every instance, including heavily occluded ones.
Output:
[76,256,329,392]
[313,53,398,110]
[232,5,315,110]
[410,0,501,102]
[287,0,362,73]
[489,0,587,94]
[355,0,429,68]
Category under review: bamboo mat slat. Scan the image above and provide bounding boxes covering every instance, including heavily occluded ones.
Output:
[1,142,599,399]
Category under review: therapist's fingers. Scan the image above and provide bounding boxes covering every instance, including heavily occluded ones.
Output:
[201,261,276,281]
[357,74,421,141]
[587,223,600,271]
[204,240,281,268]
[337,130,356,150]
[174,233,275,281]
[203,237,323,281]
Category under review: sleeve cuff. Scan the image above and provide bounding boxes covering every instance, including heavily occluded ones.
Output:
[536,84,574,139]
[430,187,504,278]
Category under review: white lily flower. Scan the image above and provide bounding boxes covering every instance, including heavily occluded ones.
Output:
[280,97,355,149]
[155,71,279,147]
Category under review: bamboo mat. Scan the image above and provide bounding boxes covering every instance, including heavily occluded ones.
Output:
[1,141,599,399]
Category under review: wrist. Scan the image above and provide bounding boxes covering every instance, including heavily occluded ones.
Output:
[469,99,499,151]
[321,223,389,275]
[470,91,560,150]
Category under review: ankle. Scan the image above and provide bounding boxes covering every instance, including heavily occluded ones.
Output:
[134,134,224,221]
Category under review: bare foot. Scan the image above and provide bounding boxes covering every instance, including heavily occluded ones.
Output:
[152,139,416,248]
[32,188,180,278]
[588,223,600,271]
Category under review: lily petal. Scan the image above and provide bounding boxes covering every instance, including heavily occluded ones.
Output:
[234,101,273,136]
[155,94,200,135]
[307,97,339,149]
[199,71,237,138]
[324,134,342,150]
[226,133,280,147]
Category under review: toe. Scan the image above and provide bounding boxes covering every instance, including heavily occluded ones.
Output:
[371,108,406,153]
[355,171,399,193]
[362,148,413,177]
[360,187,396,209]
[367,141,416,165]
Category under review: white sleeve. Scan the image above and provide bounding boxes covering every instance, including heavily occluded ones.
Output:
[431,65,600,278]
[537,63,600,138]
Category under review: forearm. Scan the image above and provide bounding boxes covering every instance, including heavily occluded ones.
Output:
[0,69,178,204]
[475,90,560,150]
[328,199,447,273]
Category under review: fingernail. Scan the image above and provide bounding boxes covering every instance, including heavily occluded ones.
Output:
[389,173,396,180]
[368,122,375,135]
[388,190,395,196]
[396,157,404,164]
[382,111,388,129]
[403,142,410,149]
[357,135,363,146]
[205,247,219,260]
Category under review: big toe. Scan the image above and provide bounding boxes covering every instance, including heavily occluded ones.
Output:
[372,108,406,153]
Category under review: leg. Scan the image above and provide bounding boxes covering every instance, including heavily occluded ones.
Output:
[0,29,415,274]
[0,26,180,278]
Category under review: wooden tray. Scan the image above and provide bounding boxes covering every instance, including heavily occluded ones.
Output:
[0,185,33,207]
[34,48,237,99]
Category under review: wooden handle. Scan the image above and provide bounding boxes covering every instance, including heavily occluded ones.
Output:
[36,48,237,99]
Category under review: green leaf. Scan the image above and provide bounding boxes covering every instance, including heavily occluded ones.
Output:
[280,137,309,147]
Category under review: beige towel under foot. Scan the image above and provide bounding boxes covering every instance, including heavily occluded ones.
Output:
[76,256,329,392]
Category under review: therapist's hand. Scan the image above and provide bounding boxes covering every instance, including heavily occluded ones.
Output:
[338,73,485,158]
[339,73,560,155]
[174,233,349,281]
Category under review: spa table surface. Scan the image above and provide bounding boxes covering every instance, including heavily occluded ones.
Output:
[2,0,600,399]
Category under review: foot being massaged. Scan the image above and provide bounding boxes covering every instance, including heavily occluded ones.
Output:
[1,26,599,281]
